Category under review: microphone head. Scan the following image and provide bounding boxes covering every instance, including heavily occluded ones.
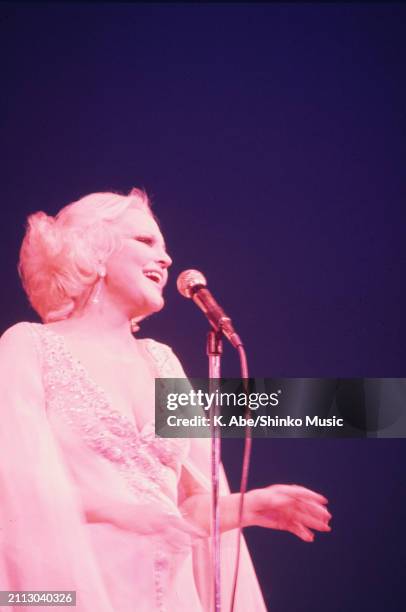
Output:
[177,269,207,298]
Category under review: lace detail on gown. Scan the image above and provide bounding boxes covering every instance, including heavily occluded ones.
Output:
[28,324,189,505]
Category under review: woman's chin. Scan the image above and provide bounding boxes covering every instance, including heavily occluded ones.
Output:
[151,297,165,313]
[133,295,165,318]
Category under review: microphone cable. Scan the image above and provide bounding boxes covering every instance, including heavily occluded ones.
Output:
[229,343,253,612]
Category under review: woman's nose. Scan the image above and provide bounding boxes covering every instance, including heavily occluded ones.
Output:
[157,249,172,268]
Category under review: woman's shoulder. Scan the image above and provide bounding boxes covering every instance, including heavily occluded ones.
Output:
[138,336,172,356]
[0,321,43,368]
[0,320,39,344]
[0,321,46,357]
[138,337,186,378]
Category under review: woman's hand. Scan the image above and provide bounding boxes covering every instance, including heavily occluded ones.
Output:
[245,484,332,542]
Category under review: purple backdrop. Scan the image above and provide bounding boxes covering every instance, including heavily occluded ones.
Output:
[1,3,405,610]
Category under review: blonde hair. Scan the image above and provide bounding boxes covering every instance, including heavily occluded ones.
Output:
[19,189,152,322]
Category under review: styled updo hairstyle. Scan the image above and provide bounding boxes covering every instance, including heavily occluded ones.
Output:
[19,189,152,322]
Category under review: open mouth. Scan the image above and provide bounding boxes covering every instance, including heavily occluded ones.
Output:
[143,271,162,285]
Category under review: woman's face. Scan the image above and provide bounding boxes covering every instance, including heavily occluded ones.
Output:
[103,208,172,319]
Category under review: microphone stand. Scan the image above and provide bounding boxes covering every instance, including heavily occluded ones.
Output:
[207,330,223,612]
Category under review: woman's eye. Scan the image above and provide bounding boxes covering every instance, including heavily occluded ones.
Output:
[136,236,154,245]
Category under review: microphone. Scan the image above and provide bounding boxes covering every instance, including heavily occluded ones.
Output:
[177,269,243,348]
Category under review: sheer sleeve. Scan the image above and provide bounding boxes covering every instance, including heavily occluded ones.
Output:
[0,322,115,610]
[160,344,268,612]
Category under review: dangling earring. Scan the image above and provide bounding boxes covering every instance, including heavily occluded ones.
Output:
[91,268,106,304]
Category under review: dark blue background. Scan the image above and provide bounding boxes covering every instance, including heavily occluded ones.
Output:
[1,3,405,610]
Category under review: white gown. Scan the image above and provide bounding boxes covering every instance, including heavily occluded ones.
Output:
[0,322,267,611]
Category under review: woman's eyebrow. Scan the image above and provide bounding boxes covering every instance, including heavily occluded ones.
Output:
[132,229,168,251]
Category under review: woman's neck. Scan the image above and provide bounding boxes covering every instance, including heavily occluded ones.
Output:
[46,308,140,352]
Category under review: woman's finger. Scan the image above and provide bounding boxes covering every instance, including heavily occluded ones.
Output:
[295,499,332,523]
[295,510,332,532]
[285,484,329,505]
[289,522,315,542]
